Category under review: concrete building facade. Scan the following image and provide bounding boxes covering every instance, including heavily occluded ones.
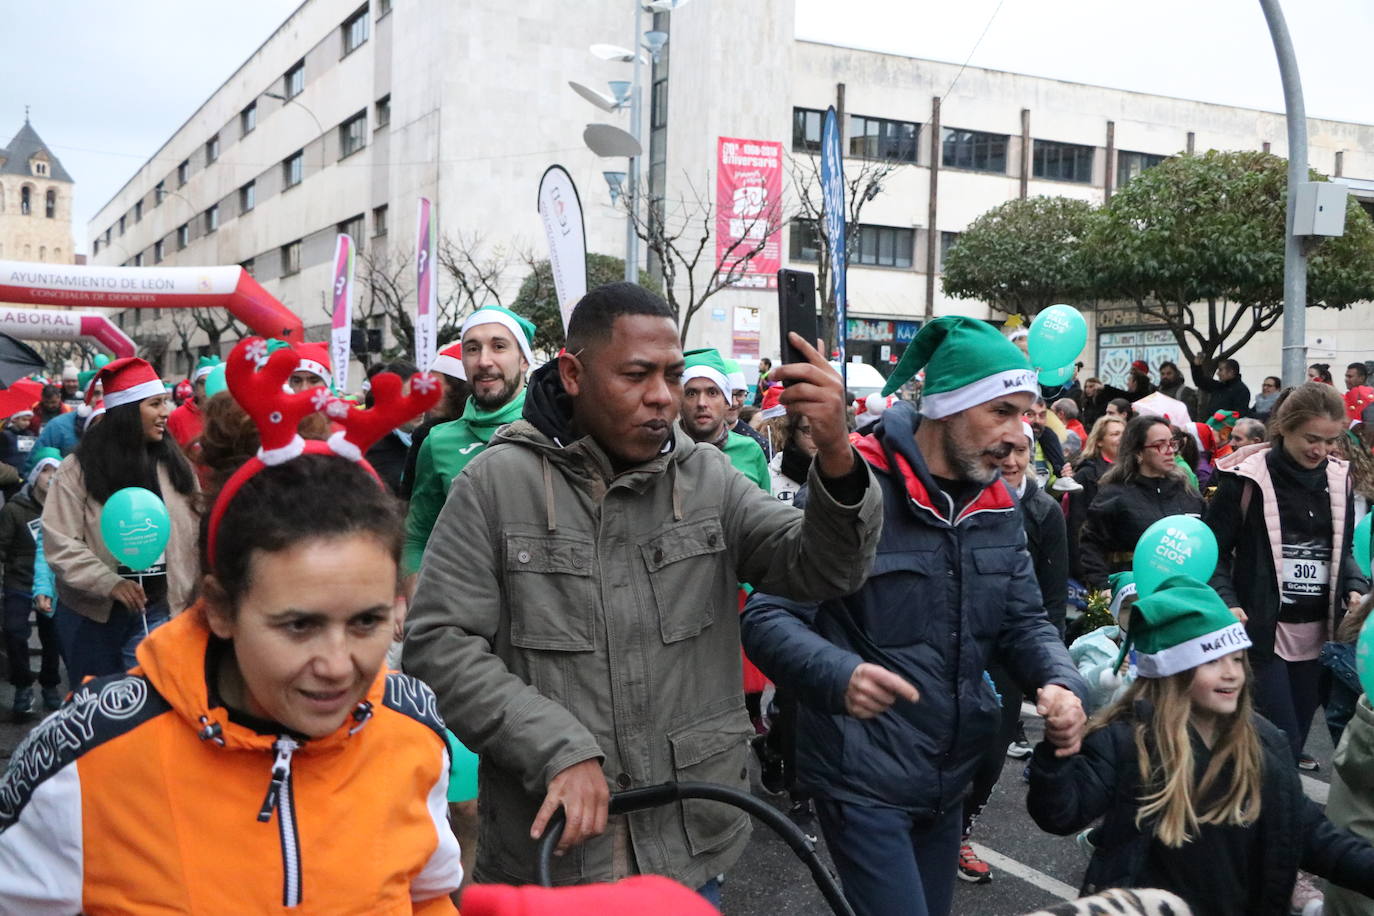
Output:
[89,0,1374,390]
[1,118,76,265]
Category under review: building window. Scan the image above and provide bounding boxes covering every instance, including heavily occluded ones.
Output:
[155,180,165,205]
[375,94,390,128]
[93,240,100,255]
[39,246,46,261]
[134,200,142,222]
[1117,150,1166,188]
[1033,140,1094,183]
[119,215,126,236]
[154,240,165,263]
[853,224,914,268]
[104,227,111,244]
[938,231,961,271]
[284,60,305,99]
[206,134,220,165]
[281,240,302,276]
[178,159,189,187]
[45,189,57,219]
[342,6,370,55]
[241,102,257,136]
[241,258,255,277]
[849,115,919,163]
[377,0,391,15]
[942,128,1008,173]
[177,224,189,250]
[789,219,822,262]
[204,205,219,233]
[372,204,388,236]
[339,111,367,158]
[134,252,143,267]
[792,107,824,154]
[33,161,48,177]
[20,186,31,215]
[651,79,668,130]
[240,181,256,212]
[283,150,304,188]
[338,214,364,240]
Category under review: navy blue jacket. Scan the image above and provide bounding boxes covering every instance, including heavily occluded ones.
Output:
[741,402,1086,820]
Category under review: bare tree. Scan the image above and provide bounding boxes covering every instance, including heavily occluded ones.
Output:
[191,307,247,356]
[787,152,900,349]
[168,310,201,377]
[31,340,98,375]
[620,172,783,344]
[438,231,509,324]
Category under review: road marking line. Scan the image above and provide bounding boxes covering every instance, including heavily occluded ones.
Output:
[972,843,1078,901]
[1021,701,1039,718]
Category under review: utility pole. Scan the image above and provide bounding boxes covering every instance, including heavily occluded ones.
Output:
[625,0,643,283]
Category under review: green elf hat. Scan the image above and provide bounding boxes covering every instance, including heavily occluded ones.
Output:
[1115,574,1251,678]
[77,369,96,392]
[723,358,748,394]
[1108,571,1138,622]
[461,305,536,365]
[881,316,1039,415]
[193,354,223,383]
[1207,409,1240,432]
[682,348,731,396]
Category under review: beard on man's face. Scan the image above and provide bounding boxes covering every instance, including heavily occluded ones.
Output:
[942,423,1012,486]
[471,372,522,410]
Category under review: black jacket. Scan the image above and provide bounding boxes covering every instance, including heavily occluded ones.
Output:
[0,488,40,593]
[1028,707,1374,915]
[1021,477,1069,637]
[1081,385,1130,431]
[741,402,1085,820]
[1190,363,1252,417]
[1066,456,1111,582]
[1079,473,1204,589]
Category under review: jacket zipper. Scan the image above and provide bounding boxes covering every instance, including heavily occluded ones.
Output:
[257,736,302,907]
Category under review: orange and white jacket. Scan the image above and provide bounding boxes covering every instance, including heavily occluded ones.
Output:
[0,608,462,915]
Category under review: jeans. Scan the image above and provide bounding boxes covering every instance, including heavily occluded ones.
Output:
[1,589,61,689]
[963,663,1023,837]
[54,601,170,685]
[697,877,722,907]
[815,799,962,916]
[1251,653,1324,763]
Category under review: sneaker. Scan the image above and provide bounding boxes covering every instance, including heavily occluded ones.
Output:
[1075,827,1098,857]
[41,687,63,711]
[1292,869,1323,913]
[789,798,818,845]
[1006,720,1033,759]
[1297,753,1320,772]
[751,735,787,796]
[11,686,35,722]
[1050,477,1083,493]
[957,843,992,884]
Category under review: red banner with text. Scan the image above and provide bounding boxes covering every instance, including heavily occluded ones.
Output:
[716,137,782,290]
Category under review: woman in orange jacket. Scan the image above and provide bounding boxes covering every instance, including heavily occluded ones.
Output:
[0,340,460,914]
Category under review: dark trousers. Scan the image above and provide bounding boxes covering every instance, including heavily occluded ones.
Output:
[1251,654,1323,762]
[963,665,1024,836]
[815,799,962,916]
[2,589,60,689]
[54,601,170,685]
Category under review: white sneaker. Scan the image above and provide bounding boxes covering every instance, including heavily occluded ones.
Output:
[1050,477,1083,493]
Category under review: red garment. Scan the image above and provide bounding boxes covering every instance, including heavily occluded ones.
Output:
[461,876,719,916]
[740,589,769,694]
[1066,419,1088,444]
[166,398,203,448]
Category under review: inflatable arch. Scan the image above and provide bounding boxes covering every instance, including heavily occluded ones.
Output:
[0,261,304,359]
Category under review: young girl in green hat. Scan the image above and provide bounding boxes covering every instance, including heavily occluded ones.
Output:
[1027,574,1374,915]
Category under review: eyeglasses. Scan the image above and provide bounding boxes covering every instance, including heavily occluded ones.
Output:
[1144,439,1180,454]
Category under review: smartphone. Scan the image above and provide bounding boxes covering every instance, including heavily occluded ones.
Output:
[776,268,819,375]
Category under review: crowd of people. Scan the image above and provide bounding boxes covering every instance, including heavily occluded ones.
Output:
[1,289,1374,916]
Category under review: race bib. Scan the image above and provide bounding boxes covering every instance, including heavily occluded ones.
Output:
[1281,543,1330,597]
[25,518,40,543]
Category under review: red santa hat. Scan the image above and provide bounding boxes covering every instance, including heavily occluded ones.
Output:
[429,340,467,381]
[1193,422,1216,454]
[1131,360,1151,377]
[87,357,164,411]
[760,383,783,410]
[295,342,331,383]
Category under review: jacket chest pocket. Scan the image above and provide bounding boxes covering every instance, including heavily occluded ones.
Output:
[853,549,939,647]
[641,518,727,644]
[505,534,596,651]
[971,546,1019,630]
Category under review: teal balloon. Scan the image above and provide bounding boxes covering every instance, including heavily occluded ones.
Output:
[1132,515,1219,597]
[99,487,171,573]
[203,364,228,398]
[1357,616,1374,700]
[445,730,479,803]
[1038,363,1075,387]
[93,354,111,368]
[1355,512,1372,578]
[1027,304,1088,371]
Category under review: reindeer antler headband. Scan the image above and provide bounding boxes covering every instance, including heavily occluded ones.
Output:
[206,337,440,567]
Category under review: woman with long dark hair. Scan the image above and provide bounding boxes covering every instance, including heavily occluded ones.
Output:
[1079,414,1204,589]
[43,358,200,682]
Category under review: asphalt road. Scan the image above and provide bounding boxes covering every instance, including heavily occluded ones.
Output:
[0,666,1336,916]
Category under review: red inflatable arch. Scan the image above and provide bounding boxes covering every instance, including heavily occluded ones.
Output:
[0,261,304,356]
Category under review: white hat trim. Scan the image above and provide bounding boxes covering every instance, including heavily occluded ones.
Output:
[430,353,467,380]
[11,409,33,419]
[193,365,216,382]
[461,308,534,365]
[104,379,168,411]
[1109,583,1138,621]
[682,366,730,398]
[296,359,329,382]
[1135,622,1251,678]
[727,371,748,393]
[920,368,1040,420]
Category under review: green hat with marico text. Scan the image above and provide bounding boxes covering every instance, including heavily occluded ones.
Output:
[1116,574,1251,678]
[682,348,731,396]
[882,316,1039,415]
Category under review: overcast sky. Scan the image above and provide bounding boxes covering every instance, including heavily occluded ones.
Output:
[7,1,1371,255]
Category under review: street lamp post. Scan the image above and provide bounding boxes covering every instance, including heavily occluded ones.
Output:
[266,91,326,171]
[625,0,644,282]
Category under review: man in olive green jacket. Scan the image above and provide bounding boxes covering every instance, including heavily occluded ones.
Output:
[404,284,882,893]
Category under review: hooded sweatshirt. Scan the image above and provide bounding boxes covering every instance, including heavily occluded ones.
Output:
[0,609,463,914]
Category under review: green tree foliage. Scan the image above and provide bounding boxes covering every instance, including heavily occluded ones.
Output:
[1085,149,1374,363]
[511,254,662,359]
[941,196,1097,319]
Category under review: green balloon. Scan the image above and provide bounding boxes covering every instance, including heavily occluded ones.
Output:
[93,354,111,368]
[99,487,171,573]
[1358,614,1374,700]
[445,730,479,803]
[203,363,228,398]
[1027,304,1087,371]
[1038,363,1075,387]
[1355,512,1372,578]
[1132,515,1219,597]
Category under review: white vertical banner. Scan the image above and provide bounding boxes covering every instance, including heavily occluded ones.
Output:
[415,197,438,372]
[536,165,588,332]
[329,234,354,393]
